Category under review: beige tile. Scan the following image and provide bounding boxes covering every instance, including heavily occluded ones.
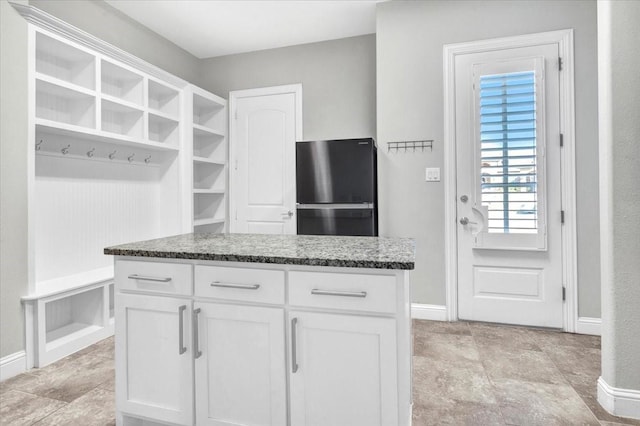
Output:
[413,355,497,407]
[0,389,66,426]
[33,387,115,426]
[530,329,601,350]
[413,319,471,336]
[469,322,542,352]
[98,374,115,392]
[478,344,567,386]
[414,331,480,362]
[493,378,600,426]
[578,393,640,425]
[412,401,505,425]
[7,353,114,403]
[91,336,115,360]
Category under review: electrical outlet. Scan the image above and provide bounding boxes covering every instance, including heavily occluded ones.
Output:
[425,167,440,182]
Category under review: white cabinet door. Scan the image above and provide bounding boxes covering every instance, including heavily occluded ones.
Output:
[289,311,399,426]
[116,293,193,425]
[194,302,286,426]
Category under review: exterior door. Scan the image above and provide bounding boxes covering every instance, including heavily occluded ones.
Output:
[230,85,302,234]
[115,293,193,425]
[194,302,286,426]
[455,43,564,327]
[289,311,398,426]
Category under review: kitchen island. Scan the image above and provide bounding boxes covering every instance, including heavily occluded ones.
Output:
[105,233,415,426]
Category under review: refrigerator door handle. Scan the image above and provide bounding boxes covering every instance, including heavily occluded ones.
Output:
[296,203,374,209]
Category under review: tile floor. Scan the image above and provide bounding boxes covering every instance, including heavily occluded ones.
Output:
[1,320,639,425]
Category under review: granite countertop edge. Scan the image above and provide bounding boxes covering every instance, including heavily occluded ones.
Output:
[103,248,415,270]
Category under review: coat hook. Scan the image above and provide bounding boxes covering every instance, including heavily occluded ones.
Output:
[87,148,95,158]
[128,153,135,163]
[109,150,117,160]
[144,155,152,164]
[61,144,70,155]
[36,140,43,151]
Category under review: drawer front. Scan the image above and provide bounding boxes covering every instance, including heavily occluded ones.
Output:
[195,266,285,304]
[289,271,397,313]
[116,260,192,296]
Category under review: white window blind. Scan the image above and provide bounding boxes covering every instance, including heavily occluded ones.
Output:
[479,71,538,234]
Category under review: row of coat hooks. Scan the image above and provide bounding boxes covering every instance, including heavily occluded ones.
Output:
[387,140,433,153]
[35,139,154,166]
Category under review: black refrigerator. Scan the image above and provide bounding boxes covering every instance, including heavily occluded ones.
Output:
[296,138,378,236]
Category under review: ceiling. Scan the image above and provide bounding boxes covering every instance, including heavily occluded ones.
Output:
[105,0,383,59]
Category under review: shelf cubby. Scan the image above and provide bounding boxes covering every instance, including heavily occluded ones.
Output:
[36,32,95,90]
[194,193,225,223]
[101,99,144,139]
[45,286,104,349]
[101,60,144,106]
[148,113,179,145]
[194,220,225,234]
[149,79,180,118]
[36,79,96,128]
[193,162,225,191]
[193,93,225,131]
[193,127,225,163]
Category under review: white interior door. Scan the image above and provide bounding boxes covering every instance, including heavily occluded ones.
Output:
[230,85,302,234]
[455,44,564,328]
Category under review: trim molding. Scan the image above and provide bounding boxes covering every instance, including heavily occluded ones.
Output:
[9,2,188,88]
[576,317,601,336]
[0,351,27,382]
[411,304,447,321]
[598,377,640,420]
[443,30,577,329]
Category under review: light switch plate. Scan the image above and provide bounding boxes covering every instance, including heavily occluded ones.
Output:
[425,167,440,182]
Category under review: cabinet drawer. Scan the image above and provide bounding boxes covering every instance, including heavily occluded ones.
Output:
[289,271,397,313]
[116,260,192,296]
[195,266,285,304]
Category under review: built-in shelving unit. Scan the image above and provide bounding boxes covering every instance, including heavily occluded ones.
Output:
[16,11,204,367]
[187,86,228,234]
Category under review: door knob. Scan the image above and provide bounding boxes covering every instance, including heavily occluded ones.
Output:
[282,210,294,218]
[460,195,469,203]
[459,217,477,225]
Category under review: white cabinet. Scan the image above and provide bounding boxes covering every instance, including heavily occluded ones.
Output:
[289,311,399,426]
[194,303,286,426]
[116,293,193,426]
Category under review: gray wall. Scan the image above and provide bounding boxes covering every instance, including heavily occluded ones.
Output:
[0,0,29,359]
[200,34,376,141]
[599,0,640,393]
[376,0,601,316]
[29,0,201,85]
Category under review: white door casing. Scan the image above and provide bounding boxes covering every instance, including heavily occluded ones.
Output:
[443,30,577,330]
[229,85,302,235]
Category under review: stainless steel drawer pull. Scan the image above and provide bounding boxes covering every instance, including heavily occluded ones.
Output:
[193,308,202,359]
[210,281,260,290]
[128,274,172,283]
[311,289,367,298]
[178,305,187,355]
[291,317,299,373]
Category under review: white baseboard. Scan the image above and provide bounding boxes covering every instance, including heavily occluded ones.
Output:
[411,303,447,321]
[598,377,640,420]
[0,351,26,382]
[576,317,601,336]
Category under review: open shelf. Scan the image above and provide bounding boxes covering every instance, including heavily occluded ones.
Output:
[149,79,180,118]
[101,60,143,107]
[193,156,225,166]
[36,32,95,90]
[36,79,96,129]
[193,93,225,131]
[194,221,225,234]
[101,99,144,139]
[149,113,179,145]
[194,193,225,223]
[45,286,104,347]
[193,162,225,191]
[193,129,225,163]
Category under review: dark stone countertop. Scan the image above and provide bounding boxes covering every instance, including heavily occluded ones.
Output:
[104,233,415,270]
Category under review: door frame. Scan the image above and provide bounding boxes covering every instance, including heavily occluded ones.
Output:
[443,30,578,331]
[228,84,303,232]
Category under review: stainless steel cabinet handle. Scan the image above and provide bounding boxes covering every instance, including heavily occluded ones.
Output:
[193,308,202,359]
[291,317,298,373]
[310,289,367,298]
[128,274,171,283]
[178,305,187,355]
[210,281,260,290]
